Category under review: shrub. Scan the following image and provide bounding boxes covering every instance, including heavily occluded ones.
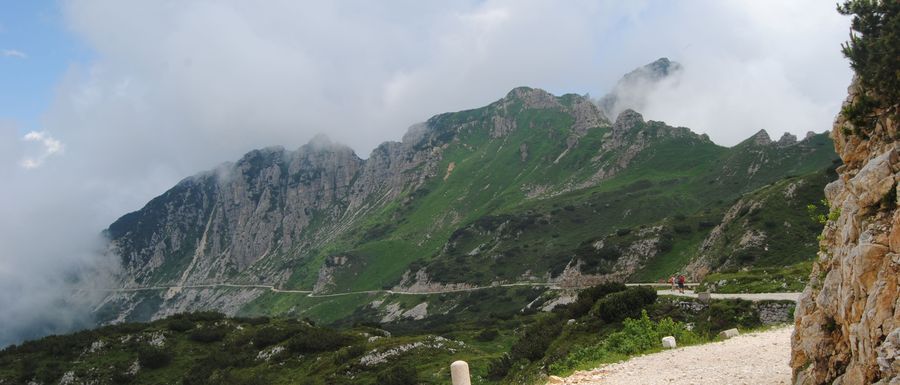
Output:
[509,316,564,361]
[606,311,699,355]
[233,316,270,326]
[566,282,628,319]
[486,354,512,380]
[252,326,296,348]
[657,232,675,252]
[189,325,229,343]
[137,345,172,369]
[376,365,418,385]
[333,344,366,364]
[550,311,698,375]
[592,286,657,323]
[475,329,499,342]
[286,327,350,354]
[700,300,761,334]
[167,318,195,332]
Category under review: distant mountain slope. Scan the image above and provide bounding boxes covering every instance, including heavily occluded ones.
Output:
[97,66,838,325]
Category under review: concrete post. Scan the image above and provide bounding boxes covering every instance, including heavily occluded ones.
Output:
[450,360,471,385]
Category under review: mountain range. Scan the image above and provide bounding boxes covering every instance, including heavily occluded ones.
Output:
[96,59,839,325]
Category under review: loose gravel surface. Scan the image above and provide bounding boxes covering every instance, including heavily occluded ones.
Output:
[656,290,801,302]
[555,326,794,385]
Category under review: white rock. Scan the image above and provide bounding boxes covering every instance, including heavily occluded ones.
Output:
[719,328,740,339]
[547,375,566,384]
[662,336,677,349]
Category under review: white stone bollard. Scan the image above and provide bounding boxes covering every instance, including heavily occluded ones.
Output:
[450,360,471,385]
[662,336,677,348]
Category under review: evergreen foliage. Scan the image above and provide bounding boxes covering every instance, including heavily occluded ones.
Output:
[838,0,900,131]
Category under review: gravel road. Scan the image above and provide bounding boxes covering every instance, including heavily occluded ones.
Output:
[656,290,801,302]
[554,326,794,385]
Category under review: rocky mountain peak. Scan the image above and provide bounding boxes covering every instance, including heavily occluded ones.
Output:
[613,109,644,133]
[599,57,683,118]
[777,132,797,146]
[621,57,681,83]
[504,86,560,109]
[750,129,772,145]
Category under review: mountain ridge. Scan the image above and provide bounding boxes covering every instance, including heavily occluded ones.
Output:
[96,79,838,326]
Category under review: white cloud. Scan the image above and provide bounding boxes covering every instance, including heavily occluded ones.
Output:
[2,49,27,59]
[19,131,64,169]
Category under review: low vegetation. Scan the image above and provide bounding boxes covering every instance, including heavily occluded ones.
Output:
[0,285,790,385]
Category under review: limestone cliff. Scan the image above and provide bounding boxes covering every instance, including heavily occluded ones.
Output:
[791,81,899,384]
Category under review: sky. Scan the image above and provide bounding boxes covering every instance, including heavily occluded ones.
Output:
[0,0,853,346]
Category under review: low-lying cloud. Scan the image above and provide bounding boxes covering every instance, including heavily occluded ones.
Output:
[0,0,852,346]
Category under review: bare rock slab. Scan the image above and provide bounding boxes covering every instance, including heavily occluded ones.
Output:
[719,328,739,339]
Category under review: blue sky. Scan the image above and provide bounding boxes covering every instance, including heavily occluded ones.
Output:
[0,0,91,133]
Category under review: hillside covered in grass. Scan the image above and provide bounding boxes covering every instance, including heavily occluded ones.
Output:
[2,285,794,385]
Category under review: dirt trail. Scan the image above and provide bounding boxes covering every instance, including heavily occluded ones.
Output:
[656,289,801,302]
[554,326,794,385]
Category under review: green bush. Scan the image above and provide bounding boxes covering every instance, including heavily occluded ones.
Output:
[475,328,499,342]
[509,316,564,362]
[285,327,350,354]
[189,325,229,343]
[566,282,628,319]
[592,286,657,323]
[252,326,296,348]
[376,365,418,385]
[167,318,195,332]
[233,316,270,326]
[606,311,699,355]
[550,311,698,375]
[697,300,761,335]
[137,345,172,369]
[486,353,512,380]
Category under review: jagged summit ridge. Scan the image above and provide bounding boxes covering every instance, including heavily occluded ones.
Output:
[599,57,683,119]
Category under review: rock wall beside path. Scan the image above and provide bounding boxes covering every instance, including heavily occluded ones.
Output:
[791,81,900,385]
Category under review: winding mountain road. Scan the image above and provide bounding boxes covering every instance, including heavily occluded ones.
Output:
[104,282,800,301]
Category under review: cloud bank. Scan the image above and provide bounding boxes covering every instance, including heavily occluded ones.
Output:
[0,0,852,346]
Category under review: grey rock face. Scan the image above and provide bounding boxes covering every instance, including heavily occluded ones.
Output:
[791,80,900,385]
[778,133,798,146]
[751,129,773,146]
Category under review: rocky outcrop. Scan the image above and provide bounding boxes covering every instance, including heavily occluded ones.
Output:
[791,81,899,385]
[751,129,773,146]
[598,57,683,119]
[779,133,799,147]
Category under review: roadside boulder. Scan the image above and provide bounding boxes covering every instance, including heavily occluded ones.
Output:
[719,328,740,339]
[662,336,677,349]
